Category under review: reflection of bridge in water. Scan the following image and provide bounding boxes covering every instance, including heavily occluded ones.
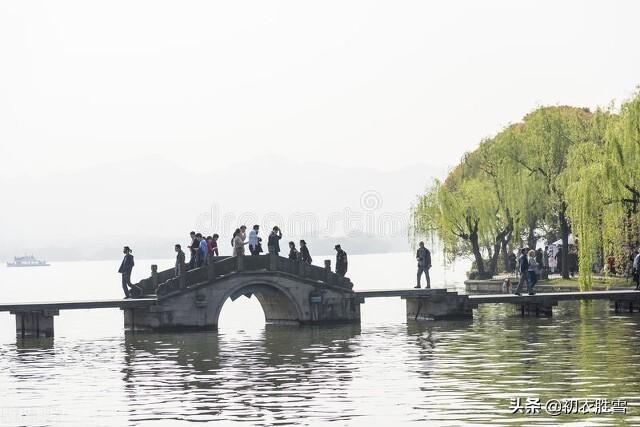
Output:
[2,254,639,338]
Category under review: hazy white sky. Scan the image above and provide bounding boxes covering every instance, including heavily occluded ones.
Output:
[1,1,640,257]
[1,0,638,178]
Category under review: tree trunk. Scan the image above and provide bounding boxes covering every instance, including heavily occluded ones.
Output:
[470,229,485,277]
[501,239,510,273]
[527,222,537,250]
[559,203,571,279]
[489,239,501,276]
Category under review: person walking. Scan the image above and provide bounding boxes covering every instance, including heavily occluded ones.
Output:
[335,244,348,276]
[513,248,529,296]
[174,244,186,277]
[118,246,135,298]
[288,241,299,261]
[233,228,248,256]
[248,225,261,255]
[210,234,219,256]
[299,240,312,264]
[527,249,538,295]
[415,241,431,289]
[268,226,282,255]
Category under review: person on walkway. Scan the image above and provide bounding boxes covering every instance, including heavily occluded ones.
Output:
[633,251,640,290]
[174,244,186,277]
[536,248,544,276]
[233,228,248,257]
[335,244,348,276]
[231,228,240,249]
[118,246,135,298]
[415,241,431,289]
[288,241,299,261]
[188,231,197,269]
[513,248,529,296]
[248,225,261,255]
[568,247,578,278]
[299,240,312,264]
[527,249,538,295]
[210,234,219,256]
[606,254,617,275]
[268,226,282,255]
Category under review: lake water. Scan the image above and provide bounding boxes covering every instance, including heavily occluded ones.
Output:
[0,252,639,426]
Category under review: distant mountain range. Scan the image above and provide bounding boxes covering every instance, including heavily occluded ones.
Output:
[1,156,447,261]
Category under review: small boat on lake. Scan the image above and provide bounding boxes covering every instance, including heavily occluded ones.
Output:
[7,255,50,267]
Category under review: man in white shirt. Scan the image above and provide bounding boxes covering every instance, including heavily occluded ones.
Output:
[248,225,261,256]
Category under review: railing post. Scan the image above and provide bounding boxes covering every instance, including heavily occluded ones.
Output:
[237,254,244,272]
[269,253,278,271]
[151,265,159,291]
[207,253,216,280]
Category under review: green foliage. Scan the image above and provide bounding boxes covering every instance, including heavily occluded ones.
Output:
[413,89,640,288]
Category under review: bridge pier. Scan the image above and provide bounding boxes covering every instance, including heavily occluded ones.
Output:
[403,291,475,320]
[517,301,555,317]
[611,299,640,314]
[12,310,59,338]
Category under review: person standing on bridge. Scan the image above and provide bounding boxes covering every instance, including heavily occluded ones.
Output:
[299,240,312,264]
[196,233,209,267]
[268,226,282,255]
[633,250,640,290]
[249,225,261,255]
[188,231,197,269]
[335,244,348,276]
[210,234,219,256]
[288,241,299,260]
[174,244,186,277]
[415,241,431,289]
[513,248,529,296]
[233,228,248,256]
[118,246,135,298]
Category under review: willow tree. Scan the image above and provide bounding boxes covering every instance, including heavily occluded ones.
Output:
[413,177,497,278]
[505,106,594,279]
[603,93,640,253]
[564,92,640,288]
[563,142,605,290]
[472,135,516,274]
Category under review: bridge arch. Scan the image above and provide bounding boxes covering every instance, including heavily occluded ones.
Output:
[212,278,305,326]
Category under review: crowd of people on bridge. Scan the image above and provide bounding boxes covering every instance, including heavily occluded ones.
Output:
[117,226,351,298]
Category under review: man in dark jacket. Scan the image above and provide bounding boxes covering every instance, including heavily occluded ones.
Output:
[188,231,197,269]
[118,246,135,298]
[415,241,431,289]
[335,244,348,276]
[175,244,186,277]
[513,248,529,296]
[268,226,282,255]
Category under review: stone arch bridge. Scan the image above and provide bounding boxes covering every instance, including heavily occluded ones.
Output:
[125,254,361,331]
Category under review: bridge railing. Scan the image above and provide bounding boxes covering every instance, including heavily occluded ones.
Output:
[154,254,353,296]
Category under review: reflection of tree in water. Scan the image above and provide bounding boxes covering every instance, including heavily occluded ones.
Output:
[406,302,640,424]
[122,324,361,424]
